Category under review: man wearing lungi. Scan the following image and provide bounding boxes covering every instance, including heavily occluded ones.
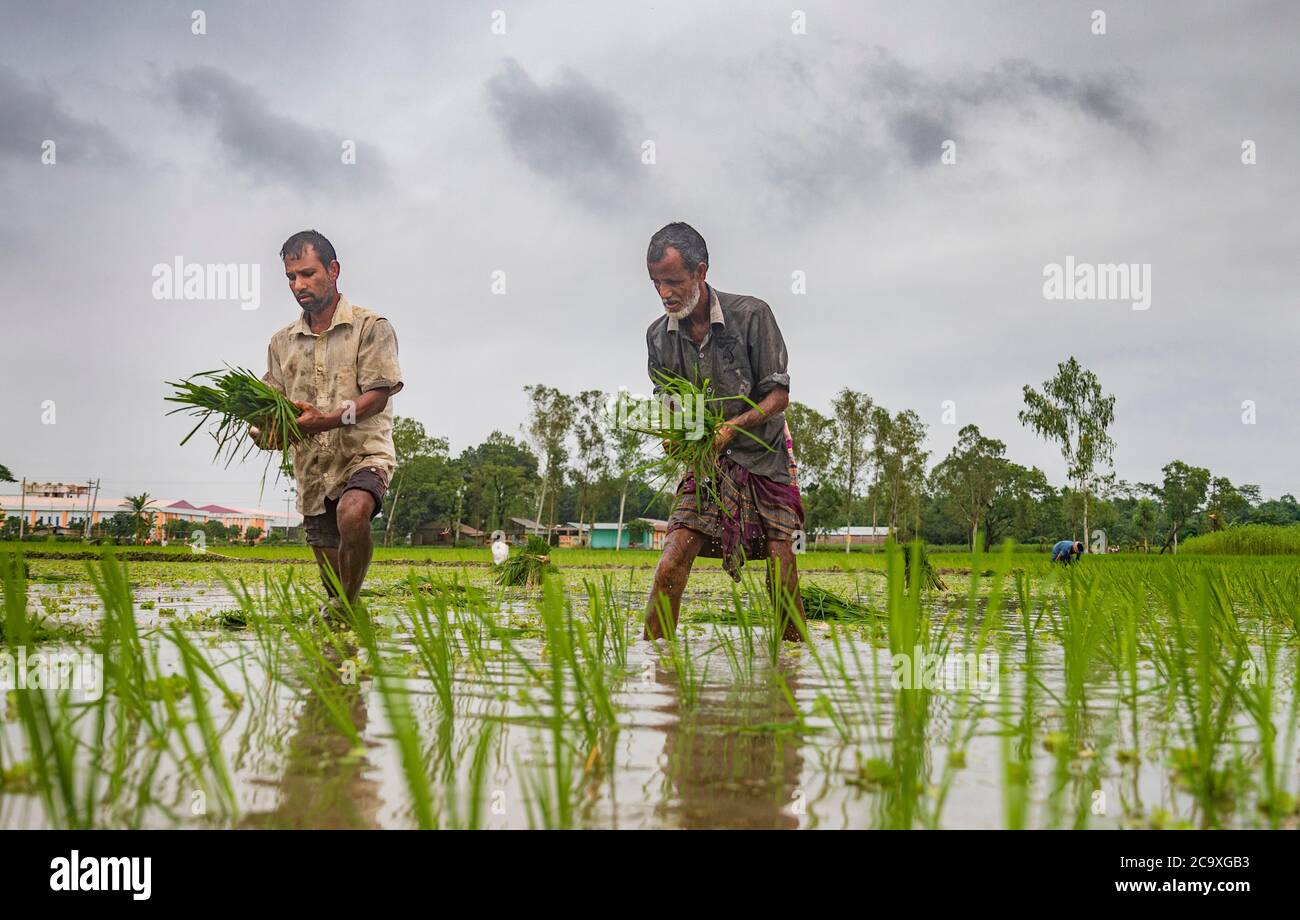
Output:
[641,222,807,642]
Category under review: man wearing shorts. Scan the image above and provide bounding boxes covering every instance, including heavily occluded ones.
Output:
[641,222,807,642]
[253,229,403,612]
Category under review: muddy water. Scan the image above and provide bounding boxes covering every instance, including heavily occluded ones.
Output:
[4,567,1295,829]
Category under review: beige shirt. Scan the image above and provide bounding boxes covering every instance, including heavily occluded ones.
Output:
[263,295,404,516]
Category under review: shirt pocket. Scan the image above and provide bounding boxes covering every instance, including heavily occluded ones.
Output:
[711,332,752,400]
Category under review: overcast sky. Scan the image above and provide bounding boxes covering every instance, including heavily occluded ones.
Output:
[1,0,1296,514]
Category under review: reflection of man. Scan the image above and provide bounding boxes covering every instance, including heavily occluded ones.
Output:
[640,222,807,642]
[653,659,805,829]
[1050,539,1084,564]
[253,230,403,612]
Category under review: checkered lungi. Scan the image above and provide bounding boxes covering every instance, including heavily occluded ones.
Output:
[667,455,805,582]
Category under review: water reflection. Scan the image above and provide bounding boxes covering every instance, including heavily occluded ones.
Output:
[240,641,383,829]
[653,649,805,829]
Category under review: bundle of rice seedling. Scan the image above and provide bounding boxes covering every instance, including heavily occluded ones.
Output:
[800,583,881,620]
[616,370,772,502]
[165,366,307,481]
[495,536,558,588]
[902,542,946,592]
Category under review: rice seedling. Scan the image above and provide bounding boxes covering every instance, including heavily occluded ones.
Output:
[651,596,709,711]
[1143,567,1250,827]
[495,536,558,588]
[799,583,880,620]
[1180,523,1300,556]
[616,369,772,503]
[164,366,308,485]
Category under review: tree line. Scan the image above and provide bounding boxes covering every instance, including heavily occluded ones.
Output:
[380,356,1297,550]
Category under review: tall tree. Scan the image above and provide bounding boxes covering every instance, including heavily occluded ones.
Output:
[784,401,837,489]
[830,389,873,552]
[867,405,892,539]
[1132,497,1159,552]
[605,394,645,552]
[0,464,14,483]
[570,389,611,544]
[1158,460,1210,553]
[879,409,929,539]
[1018,357,1116,550]
[460,431,540,533]
[985,463,1053,546]
[523,384,575,533]
[1205,476,1251,529]
[930,424,1007,550]
[386,417,450,545]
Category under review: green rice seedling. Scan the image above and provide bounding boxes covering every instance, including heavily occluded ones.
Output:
[2,554,88,827]
[1180,523,1300,556]
[581,576,630,669]
[152,631,239,820]
[165,366,308,485]
[443,720,498,830]
[930,542,1013,827]
[495,536,558,588]
[1233,635,1297,826]
[799,583,881,620]
[404,577,456,720]
[651,596,708,711]
[1144,566,1249,827]
[617,369,772,504]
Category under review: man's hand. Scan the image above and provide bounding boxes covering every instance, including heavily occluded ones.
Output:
[248,424,284,451]
[293,401,333,436]
[712,421,738,454]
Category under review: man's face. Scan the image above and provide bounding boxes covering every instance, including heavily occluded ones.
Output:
[284,247,339,313]
[648,247,706,320]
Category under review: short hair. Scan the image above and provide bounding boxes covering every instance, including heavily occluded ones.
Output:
[280,229,337,267]
[647,222,708,272]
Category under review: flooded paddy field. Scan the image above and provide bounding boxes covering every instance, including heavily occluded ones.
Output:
[3,548,1298,829]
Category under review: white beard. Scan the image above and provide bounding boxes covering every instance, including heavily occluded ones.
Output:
[665,283,700,320]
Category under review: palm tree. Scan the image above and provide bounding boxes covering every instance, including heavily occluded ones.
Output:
[122,493,158,544]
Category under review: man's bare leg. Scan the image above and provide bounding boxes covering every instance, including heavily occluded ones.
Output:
[312,546,343,597]
[643,527,707,640]
[334,490,376,606]
[766,539,807,642]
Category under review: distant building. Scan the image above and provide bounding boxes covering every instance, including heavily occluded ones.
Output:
[553,523,589,548]
[411,521,484,546]
[0,490,296,542]
[590,518,668,550]
[814,526,891,546]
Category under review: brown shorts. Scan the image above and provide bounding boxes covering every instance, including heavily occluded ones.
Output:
[303,466,389,548]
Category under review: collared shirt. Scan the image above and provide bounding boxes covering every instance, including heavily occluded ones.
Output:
[263,295,404,515]
[646,285,793,483]
[1051,540,1078,561]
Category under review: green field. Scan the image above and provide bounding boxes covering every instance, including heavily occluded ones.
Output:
[3,544,1299,830]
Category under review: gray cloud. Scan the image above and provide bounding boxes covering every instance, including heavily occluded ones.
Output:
[0,64,123,166]
[170,65,387,189]
[485,58,641,212]
[762,45,1149,202]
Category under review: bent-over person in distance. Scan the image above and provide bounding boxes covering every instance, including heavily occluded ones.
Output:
[1051,540,1085,564]
[641,222,807,642]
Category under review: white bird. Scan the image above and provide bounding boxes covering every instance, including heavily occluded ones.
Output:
[491,538,510,565]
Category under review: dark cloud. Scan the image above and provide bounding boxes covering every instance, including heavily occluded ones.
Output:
[170,66,387,188]
[485,58,641,212]
[0,64,123,165]
[762,45,1150,202]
